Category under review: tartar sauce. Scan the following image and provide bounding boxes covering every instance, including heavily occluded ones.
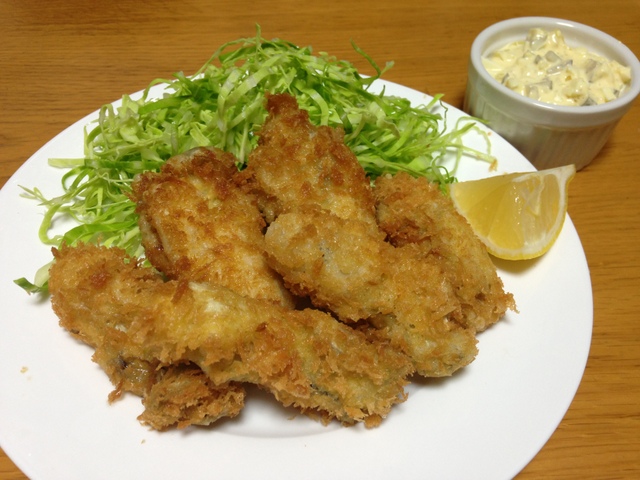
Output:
[482,28,632,106]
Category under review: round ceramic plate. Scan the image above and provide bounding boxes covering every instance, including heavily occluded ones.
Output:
[0,79,592,480]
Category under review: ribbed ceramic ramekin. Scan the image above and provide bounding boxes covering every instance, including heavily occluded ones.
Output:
[463,17,640,170]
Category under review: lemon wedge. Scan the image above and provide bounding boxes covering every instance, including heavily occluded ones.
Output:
[449,164,576,260]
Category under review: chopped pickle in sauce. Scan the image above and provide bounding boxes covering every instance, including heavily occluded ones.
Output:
[482,28,632,106]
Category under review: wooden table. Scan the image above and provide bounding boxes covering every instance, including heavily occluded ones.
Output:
[1,1,638,478]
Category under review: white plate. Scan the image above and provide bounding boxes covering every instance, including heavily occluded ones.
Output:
[0,80,592,480]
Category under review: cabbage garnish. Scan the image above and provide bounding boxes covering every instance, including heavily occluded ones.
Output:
[16,27,493,293]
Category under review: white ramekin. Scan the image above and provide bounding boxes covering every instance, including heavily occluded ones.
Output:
[463,17,640,170]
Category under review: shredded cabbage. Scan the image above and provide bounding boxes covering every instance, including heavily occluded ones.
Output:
[17,26,493,293]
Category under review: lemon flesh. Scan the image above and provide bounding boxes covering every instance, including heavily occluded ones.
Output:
[449,165,576,260]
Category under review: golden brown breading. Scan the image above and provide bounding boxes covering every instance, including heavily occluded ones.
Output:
[91,347,245,430]
[264,206,478,377]
[236,93,377,227]
[241,93,480,377]
[49,243,412,427]
[138,366,246,430]
[131,146,295,308]
[48,233,245,429]
[264,204,393,321]
[130,146,300,428]
[374,173,516,332]
[117,146,298,429]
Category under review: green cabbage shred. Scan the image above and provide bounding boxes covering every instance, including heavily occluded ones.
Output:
[16,26,493,293]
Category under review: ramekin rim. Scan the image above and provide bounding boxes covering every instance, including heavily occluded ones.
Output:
[469,16,640,117]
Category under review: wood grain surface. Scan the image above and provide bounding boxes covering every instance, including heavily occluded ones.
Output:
[1,0,639,478]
